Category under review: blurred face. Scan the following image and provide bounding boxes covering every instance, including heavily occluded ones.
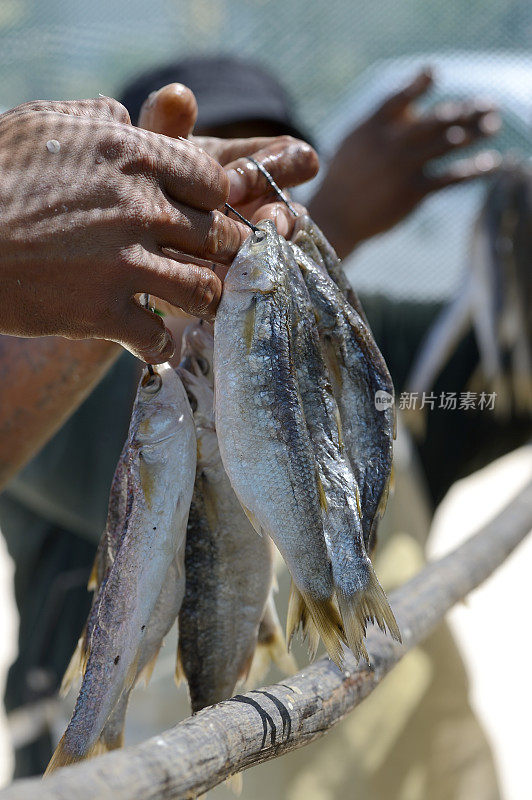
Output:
[195,119,290,139]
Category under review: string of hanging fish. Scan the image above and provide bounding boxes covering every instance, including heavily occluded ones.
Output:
[46,191,401,773]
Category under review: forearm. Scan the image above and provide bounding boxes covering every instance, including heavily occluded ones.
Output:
[0,335,120,490]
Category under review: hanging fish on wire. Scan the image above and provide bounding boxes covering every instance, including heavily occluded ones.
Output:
[47,363,196,772]
[177,322,292,711]
[283,237,399,661]
[214,221,346,665]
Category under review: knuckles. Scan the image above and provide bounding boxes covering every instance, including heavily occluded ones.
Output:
[180,269,220,316]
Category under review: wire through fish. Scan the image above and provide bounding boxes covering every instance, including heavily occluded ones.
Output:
[141,292,155,376]
[225,203,261,233]
[247,158,298,216]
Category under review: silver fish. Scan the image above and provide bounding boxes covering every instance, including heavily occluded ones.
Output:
[99,556,184,751]
[47,363,196,772]
[406,162,532,426]
[283,239,399,660]
[214,221,345,665]
[292,214,369,325]
[291,242,396,559]
[177,324,280,711]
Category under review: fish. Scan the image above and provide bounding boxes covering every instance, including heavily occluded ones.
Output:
[405,162,532,430]
[214,221,345,665]
[177,322,286,711]
[60,444,130,697]
[99,556,184,751]
[290,242,397,560]
[292,214,369,325]
[46,363,196,772]
[283,238,399,660]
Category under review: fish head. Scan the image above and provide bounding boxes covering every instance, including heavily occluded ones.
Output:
[133,363,191,446]
[180,321,215,386]
[223,220,284,298]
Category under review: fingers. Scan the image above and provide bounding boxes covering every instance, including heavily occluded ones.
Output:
[6,97,131,124]
[405,102,501,161]
[148,202,247,264]
[376,68,433,121]
[250,200,307,237]
[125,126,230,211]
[133,251,223,320]
[225,136,319,205]
[138,83,197,138]
[194,135,286,166]
[111,298,175,364]
[423,150,502,193]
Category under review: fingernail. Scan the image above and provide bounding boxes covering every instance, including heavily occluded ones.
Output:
[148,328,175,364]
[226,168,247,204]
[275,210,289,237]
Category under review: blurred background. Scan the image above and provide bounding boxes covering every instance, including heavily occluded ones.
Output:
[0,1,531,798]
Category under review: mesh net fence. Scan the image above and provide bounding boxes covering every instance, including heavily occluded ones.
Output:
[1,0,531,300]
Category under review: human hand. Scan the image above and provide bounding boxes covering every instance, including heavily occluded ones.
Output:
[139,83,318,243]
[309,68,501,257]
[0,97,250,362]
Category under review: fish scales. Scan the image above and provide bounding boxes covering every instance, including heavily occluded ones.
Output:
[283,239,399,659]
[177,327,276,711]
[291,242,396,559]
[293,214,369,325]
[47,363,196,772]
[214,221,344,665]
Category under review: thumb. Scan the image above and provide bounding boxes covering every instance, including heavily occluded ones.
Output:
[111,299,175,365]
[138,83,198,138]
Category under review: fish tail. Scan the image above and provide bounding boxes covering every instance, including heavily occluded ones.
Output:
[286,581,306,651]
[87,558,99,592]
[59,630,88,697]
[287,582,345,666]
[225,772,243,796]
[303,593,346,668]
[336,564,401,664]
[301,611,320,662]
[99,728,124,753]
[45,732,101,775]
[174,647,185,688]
[138,645,162,688]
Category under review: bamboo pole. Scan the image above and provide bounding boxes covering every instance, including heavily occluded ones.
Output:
[2,479,531,800]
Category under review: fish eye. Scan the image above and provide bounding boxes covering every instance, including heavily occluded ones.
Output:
[253,231,266,243]
[141,371,162,394]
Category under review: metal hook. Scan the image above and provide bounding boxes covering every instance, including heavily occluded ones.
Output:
[225,203,261,233]
[140,292,156,376]
[247,158,298,216]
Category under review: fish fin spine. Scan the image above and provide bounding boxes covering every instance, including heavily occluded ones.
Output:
[302,593,346,669]
[336,562,401,664]
[60,630,88,696]
[138,645,162,688]
[225,773,243,796]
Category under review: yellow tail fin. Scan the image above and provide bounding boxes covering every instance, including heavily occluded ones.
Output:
[60,630,89,697]
[45,732,104,775]
[287,582,346,668]
[336,563,401,665]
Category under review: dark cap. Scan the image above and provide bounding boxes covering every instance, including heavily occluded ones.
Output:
[119,55,310,143]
